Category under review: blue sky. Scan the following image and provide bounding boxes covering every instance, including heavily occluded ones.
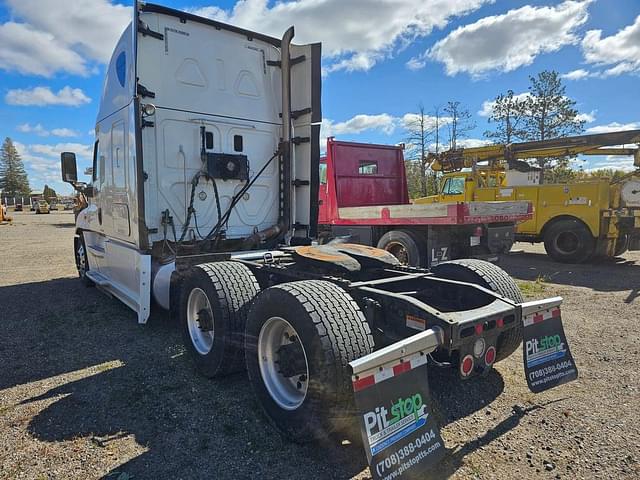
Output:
[1,0,639,196]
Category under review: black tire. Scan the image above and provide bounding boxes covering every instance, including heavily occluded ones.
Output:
[543,219,595,263]
[245,280,374,442]
[377,229,426,267]
[75,233,94,287]
[180,262,260,378]
[430,259,524,362]
[614,233,630,257]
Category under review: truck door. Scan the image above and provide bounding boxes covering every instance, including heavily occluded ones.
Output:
[515,186,539,234]
[439,175,466,203]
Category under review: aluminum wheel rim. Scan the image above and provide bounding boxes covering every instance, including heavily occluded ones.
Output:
[258,317,309,410]
[386,241,410,265]
[187,288,215,355]
[77,243,87,277]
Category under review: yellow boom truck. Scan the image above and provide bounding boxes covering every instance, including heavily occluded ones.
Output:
[416,130,640,263]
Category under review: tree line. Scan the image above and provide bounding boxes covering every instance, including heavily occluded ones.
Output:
[404,70,627,198]
[0,137,57,202]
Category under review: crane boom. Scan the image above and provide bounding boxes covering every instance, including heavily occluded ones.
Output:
[427,129,640,172]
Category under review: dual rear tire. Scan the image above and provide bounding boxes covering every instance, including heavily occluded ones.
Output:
[180,263,374,441]
[431,259,524,362]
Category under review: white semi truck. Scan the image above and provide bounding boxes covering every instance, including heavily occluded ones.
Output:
[61,3,578,476]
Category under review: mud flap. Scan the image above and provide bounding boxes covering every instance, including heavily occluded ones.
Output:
[522,300,578,393]
[350,329,446,479]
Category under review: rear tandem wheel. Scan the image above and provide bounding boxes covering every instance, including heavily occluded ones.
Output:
[245,280,374,442]
[431,259,524,362]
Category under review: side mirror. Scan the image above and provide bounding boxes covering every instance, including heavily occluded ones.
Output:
[84,186,95,198]
[61,152,78,183]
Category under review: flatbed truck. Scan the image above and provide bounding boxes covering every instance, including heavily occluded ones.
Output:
[60,3,578,476]
[318,138,532,267]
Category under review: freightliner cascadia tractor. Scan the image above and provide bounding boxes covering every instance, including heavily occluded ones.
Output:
[61,3,578,477]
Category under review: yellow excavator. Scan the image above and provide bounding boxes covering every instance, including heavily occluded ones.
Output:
[0,204,11,223]
[416,130,640,263]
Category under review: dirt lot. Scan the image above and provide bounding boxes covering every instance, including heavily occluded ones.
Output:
[1,212,639,479]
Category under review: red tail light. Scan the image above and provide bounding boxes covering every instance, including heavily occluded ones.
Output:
[460,355,474,377]
[485,346,496,366]
[475,323,484,335]
[496,318,504,328]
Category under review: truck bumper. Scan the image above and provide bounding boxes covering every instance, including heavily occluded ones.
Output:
[350,296,563,383]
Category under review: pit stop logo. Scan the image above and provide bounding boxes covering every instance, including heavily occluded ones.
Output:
[525,334,567,368]
[363,394,429,455]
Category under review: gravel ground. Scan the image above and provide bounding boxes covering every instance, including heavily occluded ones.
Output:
[0,211,638,479]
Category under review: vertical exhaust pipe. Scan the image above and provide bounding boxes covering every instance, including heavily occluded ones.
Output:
[280,27,294,239]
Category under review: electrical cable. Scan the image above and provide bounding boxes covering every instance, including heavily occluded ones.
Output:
[204,149,280,242]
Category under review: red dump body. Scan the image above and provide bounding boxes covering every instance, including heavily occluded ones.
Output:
[319,138,531,226]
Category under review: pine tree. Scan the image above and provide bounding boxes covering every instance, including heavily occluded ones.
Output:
[521,71,585,170]
[484,90,527,144]
[0,138,30,197]
[43,184,57,202]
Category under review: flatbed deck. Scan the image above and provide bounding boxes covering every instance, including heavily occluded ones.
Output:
[333,201,532,226]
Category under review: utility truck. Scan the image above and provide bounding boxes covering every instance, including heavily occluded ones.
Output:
[318,138,532,267]
[417,131,640,263]
[61,3,578,477]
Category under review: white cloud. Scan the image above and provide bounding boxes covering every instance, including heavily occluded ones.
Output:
[401,113,452,130]
[0,0,130,77]
[586,122,640,134]
[16,124,80,138]
[406,57,427,71]
[0,22,88,76]
[6,86,91,107]
[331,114,397,135]
[321,114,399,146]
[17,123,49,137]
[581,15,640,77]
[455,138,492,148]
[586,156,637,172]
[12,141,75,193]
[561,68,591,80]
[319,111,461,151]
[426,1,592,76]
[191,0,492,73]
[51,128,80,138]
[576,110,597,123]
[30,143,93,160]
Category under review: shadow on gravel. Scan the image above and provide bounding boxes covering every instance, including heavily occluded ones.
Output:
[0,277,123,390]
[501,251,640,302]
[6,276,510,479]
[51,222,77,228]
[4,277,365,479]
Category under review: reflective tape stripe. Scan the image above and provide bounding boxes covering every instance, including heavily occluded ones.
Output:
[352,351,427,392]
[524,307,561,327]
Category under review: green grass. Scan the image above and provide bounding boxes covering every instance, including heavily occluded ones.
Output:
[517,275,547,297]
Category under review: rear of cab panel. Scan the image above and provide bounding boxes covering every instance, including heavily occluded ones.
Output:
[136,8,284,245]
